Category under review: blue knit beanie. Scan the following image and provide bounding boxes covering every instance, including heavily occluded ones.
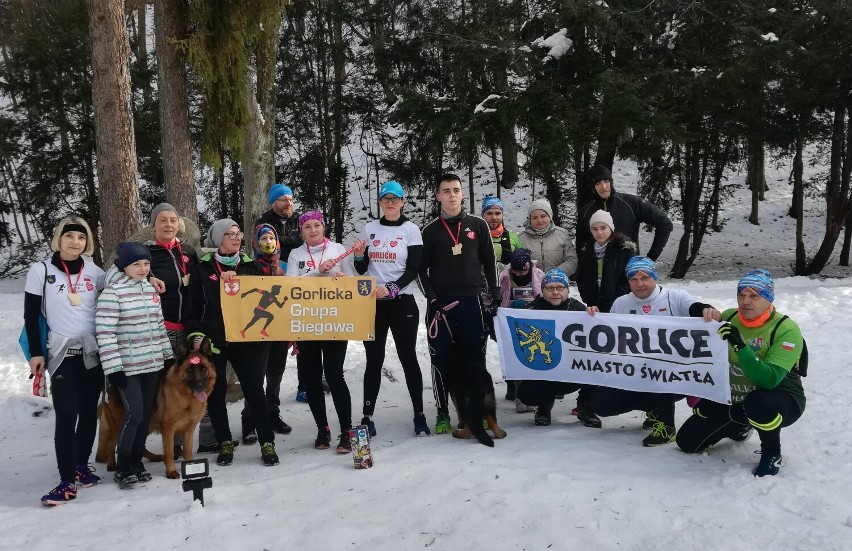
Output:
[482,195,504,215]
[115,241,151,270]
[268,184,293,205]
[738,269,775,303]
[625,256,658,280]
[542,268,570,288]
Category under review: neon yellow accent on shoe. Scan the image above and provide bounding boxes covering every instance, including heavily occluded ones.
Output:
[642,421,676,447]
[749,413,782,431]
[435,411,451,434]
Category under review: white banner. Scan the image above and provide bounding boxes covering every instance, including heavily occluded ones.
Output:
[495,309,731,404]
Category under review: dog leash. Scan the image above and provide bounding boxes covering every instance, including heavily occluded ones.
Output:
[427,300,459,340]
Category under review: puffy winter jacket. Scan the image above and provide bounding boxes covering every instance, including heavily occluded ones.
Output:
[575,234,636,313]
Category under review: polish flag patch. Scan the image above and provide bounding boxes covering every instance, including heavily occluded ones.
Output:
[781,342,796,351]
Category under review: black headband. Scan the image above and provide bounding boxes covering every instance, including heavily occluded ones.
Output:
[62,223,88,237]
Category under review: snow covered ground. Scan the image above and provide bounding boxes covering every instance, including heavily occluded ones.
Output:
[1,159,851,550]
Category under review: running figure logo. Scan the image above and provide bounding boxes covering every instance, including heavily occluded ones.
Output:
[506,315,560,371]
[240,285,288,338]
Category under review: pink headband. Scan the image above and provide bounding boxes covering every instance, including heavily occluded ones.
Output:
[298,210,325,228]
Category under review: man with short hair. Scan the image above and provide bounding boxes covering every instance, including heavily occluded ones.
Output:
[576,165,673,261]
[241,184,304,444]
[419,174,498,435]
[589,256,721,446]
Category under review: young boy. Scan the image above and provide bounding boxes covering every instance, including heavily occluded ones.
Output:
[96,242,174,488]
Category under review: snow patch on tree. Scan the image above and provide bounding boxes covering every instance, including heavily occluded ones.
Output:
[474,94,502,114]
[761,32,779,42]
[533,28,572,60]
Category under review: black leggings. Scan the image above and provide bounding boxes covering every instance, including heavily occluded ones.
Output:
[677,390,803,455]
[243,340,289,420]
[516,381,595,408]
[50,355,104,483]
[590,387,682,426]
[116,371,159,467]
[426,295,489,412]
[207,342,273,445]
[297,340,351,433]
[363,295,423,416]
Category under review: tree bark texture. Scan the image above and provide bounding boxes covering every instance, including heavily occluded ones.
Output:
[88,0,141,258]
[155,0,197,222]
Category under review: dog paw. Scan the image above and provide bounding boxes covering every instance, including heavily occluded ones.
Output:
[451,428,472,439]
[166,470,180,479]
[492,428,508,439]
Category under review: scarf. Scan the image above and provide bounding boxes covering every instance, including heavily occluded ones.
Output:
[490,224,505,239]
[593,241,607,259]
[738,305,775,328]
[214,251,240,267]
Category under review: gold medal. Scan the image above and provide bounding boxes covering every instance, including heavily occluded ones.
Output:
[182,274,190,286]
[452,243,463,255]
[68,292,82,306]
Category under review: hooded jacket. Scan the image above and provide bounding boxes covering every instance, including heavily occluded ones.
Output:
[575,234,636,313]
[576,180,672,261]
[519,198,577,275]
[251,223,285,275]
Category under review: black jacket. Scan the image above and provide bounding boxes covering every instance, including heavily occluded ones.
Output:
[575,235,636,313]
[527,295,587,312]
[419,212,497,300]
[185,252,264,349]
[576,187,672,261]
[146,240,198,325]
[255,209,302,265]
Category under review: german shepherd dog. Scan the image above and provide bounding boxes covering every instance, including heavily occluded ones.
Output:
[448,342,507,447]
[95,339,216,479]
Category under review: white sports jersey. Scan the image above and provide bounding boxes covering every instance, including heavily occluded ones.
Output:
[286,239,354,276]
[25,257,106,338]
[362,219,422,295]
[609,285,698,317]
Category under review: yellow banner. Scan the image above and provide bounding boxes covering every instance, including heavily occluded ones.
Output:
[221,276,376,342]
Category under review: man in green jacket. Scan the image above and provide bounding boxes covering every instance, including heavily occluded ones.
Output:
[677,269,806,477]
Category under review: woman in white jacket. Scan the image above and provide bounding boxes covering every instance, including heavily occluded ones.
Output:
[286,210,366,454]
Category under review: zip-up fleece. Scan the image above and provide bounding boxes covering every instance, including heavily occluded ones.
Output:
[96,273,174,375]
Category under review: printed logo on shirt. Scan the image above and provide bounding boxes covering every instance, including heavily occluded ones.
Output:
[466,229,475,239]
[84,277,94,292]
[373,240,381,247]
[749,337,764,351]
[642,304,652,314]
[209,274,218,282]
[390,240,398,248]
[46,275,56,284]
[182,255,190,264]
[298,261,305,270]
[658,307,668,313]
[781,341,796,351]
[369,233,375,240]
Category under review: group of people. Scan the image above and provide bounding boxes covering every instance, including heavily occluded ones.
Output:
[23,166,805,507]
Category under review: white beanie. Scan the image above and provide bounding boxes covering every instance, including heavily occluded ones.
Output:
[589,209,614,232]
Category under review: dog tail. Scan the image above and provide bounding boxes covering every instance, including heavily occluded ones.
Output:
[473,426,495,447]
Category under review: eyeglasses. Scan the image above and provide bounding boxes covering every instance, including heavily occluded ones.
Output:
[543,285,567,292]
[223,231,243,240]
[380,196,402,204]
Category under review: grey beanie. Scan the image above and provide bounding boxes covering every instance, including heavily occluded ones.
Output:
[207,218,239,248]
[150,203,179,226]
[527,198,554,222]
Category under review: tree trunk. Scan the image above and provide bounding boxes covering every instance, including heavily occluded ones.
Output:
[671,143,703,278]
[804,107,850,274]
[747,137,763,224]
[88,0,141,258]
[154,0,197,222]
[136,5,152,106]
[242,13,280,236]
[329,0,346,242]
[793,133,806,274]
